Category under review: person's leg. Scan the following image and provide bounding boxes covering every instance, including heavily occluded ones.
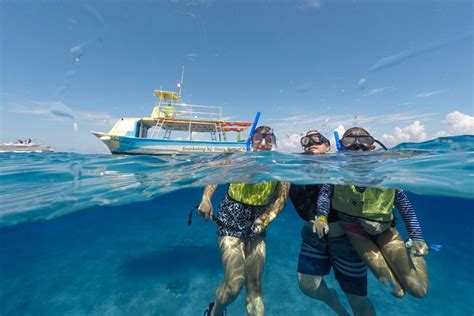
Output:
[374,227,428,298]
[297,225,349,316]
[297,273,350,316]
[244,236,266,316]
[345,294,375,316]
[212,236,246,316]
[330,235,375,316]
[343,223,404,298]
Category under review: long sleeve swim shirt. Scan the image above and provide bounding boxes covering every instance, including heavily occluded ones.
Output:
[316,184,424,241]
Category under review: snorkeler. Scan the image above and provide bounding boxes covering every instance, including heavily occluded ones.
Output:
[315,127,429,299]
[290,130,375,316]
[198,126,290,316]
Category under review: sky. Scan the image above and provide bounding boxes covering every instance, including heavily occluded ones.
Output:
[1,0,473,153]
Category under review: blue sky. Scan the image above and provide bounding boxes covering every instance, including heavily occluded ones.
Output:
[1,0,473,153]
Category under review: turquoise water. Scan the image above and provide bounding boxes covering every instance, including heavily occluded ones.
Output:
[0,135,473,315]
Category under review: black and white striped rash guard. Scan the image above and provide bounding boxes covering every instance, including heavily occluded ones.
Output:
[316,184,424,241]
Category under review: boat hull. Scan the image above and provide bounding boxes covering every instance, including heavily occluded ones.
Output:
[0,144,54,153]
[93,133,247,155]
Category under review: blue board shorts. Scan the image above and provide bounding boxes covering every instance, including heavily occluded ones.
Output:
[297,224,368,296]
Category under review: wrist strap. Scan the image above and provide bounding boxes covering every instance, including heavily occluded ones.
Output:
[316,215,328,223]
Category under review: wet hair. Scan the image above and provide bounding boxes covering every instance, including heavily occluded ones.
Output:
[252,125,277,147]
[343,127,371,138]
[305,130,320,136]
[304,129,330,146]
[254,125,274,135]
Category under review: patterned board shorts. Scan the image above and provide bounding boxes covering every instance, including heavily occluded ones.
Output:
[297,224,368,296]
[216,194,266,239]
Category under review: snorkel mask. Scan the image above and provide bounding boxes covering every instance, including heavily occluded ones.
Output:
[340,127,387,151]
[300,132,330,148]
[252,126,277,151]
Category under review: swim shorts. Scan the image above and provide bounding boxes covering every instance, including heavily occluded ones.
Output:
[216,194,266,239]
[297,224,368,296]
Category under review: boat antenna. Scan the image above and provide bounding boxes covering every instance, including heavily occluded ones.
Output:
[178,65,185,97]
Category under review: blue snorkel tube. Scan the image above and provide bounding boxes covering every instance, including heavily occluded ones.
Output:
[246,112,261,152]
[333,131,344,152]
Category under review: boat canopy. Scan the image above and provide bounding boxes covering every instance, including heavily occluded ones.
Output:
[139,117,251,133]
[154,90,180,101]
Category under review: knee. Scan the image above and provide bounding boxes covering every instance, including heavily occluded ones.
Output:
[298,274,322,296]
[409,286,428,298]
[225,279,245,297]
[399,276,428,298]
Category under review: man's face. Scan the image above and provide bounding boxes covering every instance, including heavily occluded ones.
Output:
[346,144,376,152]
[302,132,331,154]
[304,141,331,154]
[341,129,376,152]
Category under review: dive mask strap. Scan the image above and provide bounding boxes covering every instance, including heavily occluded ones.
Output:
[187,205,199,225]
[374,139,388,150]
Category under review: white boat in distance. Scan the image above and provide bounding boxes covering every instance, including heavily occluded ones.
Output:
[0,139,54,153]
[92,90,253,155]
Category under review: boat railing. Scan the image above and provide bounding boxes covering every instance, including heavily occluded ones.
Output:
[154,102,222,121]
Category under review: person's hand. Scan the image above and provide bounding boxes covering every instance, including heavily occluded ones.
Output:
[198,198,213,221]
[251,215,269,235]
[311,215,329,239]
[412,240,429,256]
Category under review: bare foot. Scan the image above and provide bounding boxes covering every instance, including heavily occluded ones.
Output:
[380,277,405,298]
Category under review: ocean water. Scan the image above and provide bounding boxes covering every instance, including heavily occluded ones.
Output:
[0,135,473,315]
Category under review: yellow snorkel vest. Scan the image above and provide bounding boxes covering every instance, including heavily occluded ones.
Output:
[227,182,278,206]
[332,185,395,222]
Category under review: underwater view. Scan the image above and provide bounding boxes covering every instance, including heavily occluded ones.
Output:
[1,135,473,315]
[1,0,473,315]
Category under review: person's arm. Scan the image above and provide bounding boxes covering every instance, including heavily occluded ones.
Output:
[198,184,218,221]
[313,184,334,238]
[395,189,428,255]
[316,184,333,218]
[395,189,424,240]
[252,182,290,233]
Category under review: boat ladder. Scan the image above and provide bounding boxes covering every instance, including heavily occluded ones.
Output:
[163,129,172,140]
[213,124,226,142]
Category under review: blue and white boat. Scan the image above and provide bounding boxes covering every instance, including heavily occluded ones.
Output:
[92,90,252,155]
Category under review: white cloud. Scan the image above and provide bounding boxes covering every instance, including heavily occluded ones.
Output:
[266,112,436,135]
[172,0,215,6]
[185,53,198,62]
[368,31,473,73]
[382,120,428,147]
[298,0,321,11]
[265,112,435,151]
[6,100,117,129]
[437,111,474,136]
[382,111,473,147]
[305,0,321,9]
[278,133,303,152]
[444,111,474,134]
[416,89,448,98]
[434,130,450,138]
[362,87,396,96]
